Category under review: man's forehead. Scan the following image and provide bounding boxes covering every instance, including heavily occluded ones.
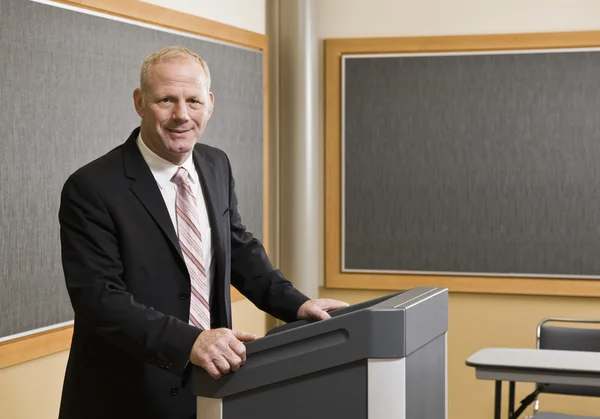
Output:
[149,58,207,79]
[154,58,205,73]
[149,84,209,96]
[148,73,209,91]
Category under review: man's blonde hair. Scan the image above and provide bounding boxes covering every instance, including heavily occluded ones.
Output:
[139,46,211,98]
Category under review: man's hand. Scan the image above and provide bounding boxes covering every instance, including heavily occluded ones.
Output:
[189,328,256,379]
[297,299,349,321]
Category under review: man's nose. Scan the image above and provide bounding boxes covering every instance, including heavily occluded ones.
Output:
[172,102,189,121]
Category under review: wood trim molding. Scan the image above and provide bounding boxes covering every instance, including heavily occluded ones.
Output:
[1,0,268,368]
[0,325,73,369]
[325,31,600,298]
[325,30,600,55]
[55,0,266,50]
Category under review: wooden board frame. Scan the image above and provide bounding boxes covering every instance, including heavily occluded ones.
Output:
[0,0,269,368]
[325,31,600,298]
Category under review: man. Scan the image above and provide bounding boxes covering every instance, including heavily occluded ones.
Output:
[57,46,347,419]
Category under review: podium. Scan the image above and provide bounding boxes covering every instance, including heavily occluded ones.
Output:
[188,286,448,419]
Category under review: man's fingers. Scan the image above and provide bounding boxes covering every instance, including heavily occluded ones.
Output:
[313,308,331,320]
[212,355,231,375]
[190,329,254,379]
[224,352,243,372]
[229,339,247,363]
[319,299,349,311]
[214,349,244,374]
[232,330,256,342]
[221,344,244,371]
[203,361,222,380]
[297,298,350,321]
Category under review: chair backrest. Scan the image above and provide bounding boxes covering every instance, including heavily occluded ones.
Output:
[537,318,600,397]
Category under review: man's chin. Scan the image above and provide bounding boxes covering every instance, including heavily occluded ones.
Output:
[165,132,198,147]
[167,144,194,154]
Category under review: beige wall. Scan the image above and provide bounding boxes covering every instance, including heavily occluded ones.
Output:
[141,0,266,34]
[0,1,267,418]
[317,0,600,37]
[0,351,70,419]
[317,1,600,418]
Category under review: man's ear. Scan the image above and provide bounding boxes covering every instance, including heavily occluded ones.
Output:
[133,88,144,118]
[207,92,215,119]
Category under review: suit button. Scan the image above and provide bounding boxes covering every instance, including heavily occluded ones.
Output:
[180,290,189,300]
[170,386,179,395]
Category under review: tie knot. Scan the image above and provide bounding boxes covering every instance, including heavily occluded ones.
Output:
[171,167,189,186]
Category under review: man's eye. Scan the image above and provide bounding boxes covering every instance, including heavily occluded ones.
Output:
[160,98,170,103]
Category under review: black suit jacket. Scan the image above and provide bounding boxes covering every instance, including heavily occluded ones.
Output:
[57,128,309,419]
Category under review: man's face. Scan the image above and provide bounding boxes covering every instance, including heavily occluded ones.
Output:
[134,58,214,165]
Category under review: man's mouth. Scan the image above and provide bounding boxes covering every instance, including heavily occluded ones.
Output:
[167,128,191,134]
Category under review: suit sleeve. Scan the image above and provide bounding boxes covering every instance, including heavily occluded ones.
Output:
[59,173,201,376]
[224,155,310,322]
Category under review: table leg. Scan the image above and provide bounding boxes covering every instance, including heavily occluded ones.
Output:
[508,381,515,419]
[495,380,502,419]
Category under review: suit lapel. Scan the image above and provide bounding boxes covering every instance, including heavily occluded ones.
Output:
[122,129,184,263]
[193,147,229,327]
[193,147,224,272]
[193,149,218,218]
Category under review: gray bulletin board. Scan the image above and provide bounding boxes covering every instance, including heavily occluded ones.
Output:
[0,0,264,340]
[343,49,600,279]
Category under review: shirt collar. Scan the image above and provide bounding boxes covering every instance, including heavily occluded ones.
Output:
[136,133,198,189]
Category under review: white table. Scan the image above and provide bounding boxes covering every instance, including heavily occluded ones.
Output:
[466,348,600,419]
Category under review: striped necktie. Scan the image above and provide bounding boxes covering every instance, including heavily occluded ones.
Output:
[171,167,211,330]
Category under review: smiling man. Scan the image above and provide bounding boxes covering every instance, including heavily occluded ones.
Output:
[133,49,214,165]
[57,46,348,419]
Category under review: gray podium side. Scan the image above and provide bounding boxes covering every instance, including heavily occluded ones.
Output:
[188,286,449,419]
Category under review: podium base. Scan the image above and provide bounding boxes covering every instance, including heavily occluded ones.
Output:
[197,395,222,419]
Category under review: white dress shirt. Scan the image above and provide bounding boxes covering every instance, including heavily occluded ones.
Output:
[137,134,214,303]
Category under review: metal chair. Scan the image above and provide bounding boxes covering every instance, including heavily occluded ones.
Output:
[522,317,600,419]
